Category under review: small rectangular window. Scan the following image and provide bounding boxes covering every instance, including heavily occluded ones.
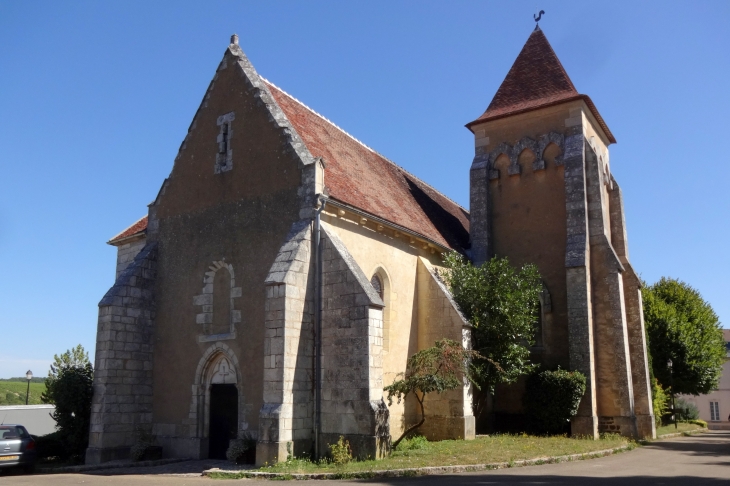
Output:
[215,112,235,174]
[710,401,720,421]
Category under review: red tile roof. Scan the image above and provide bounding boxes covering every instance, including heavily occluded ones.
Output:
[265,80,469,250]
[108,216,147,245]
[466,27,615,143]
[108,81,470,251]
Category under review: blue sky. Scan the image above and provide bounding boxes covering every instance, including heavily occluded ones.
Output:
[1,1,728,378]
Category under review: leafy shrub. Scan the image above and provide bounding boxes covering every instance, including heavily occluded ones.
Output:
[685,419,707,428]
[384,339,481,448]
[524,368,587,435]
[42,345,94,463]
[651,379,670,427]
[226,432,257,464]
[675,398,700,421]
[328,436,352,465]
[394,435,428,451]
[129,426,156,462]
[34,431,66,461]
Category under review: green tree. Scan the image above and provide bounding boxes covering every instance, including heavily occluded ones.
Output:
[384,339,481,448]
[41,344,91,401]
[42,345,94,461]
[643,278,725,395]
[441,253,542,416]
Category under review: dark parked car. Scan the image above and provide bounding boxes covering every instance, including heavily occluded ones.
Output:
[0,425,36,473]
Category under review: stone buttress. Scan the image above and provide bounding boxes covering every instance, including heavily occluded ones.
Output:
[257,220,315,465]
[318,225,390,460]
[416,257,475,441]
[86,243,157,464]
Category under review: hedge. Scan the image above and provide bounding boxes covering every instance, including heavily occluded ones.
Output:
[524,368,587,435]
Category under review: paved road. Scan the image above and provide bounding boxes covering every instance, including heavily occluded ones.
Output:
[1,431,728,485]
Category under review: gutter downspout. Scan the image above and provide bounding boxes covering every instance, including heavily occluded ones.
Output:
[313,194,327,460]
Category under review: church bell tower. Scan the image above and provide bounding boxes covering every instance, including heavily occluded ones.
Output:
[467,26,655,439]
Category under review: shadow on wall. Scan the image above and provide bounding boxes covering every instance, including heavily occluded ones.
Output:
[404,176,470,251]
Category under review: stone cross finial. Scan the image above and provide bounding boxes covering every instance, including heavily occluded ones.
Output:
[231,34,239,46]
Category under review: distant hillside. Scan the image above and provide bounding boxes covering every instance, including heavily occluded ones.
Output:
[0,381,46,405]
[1,377,46,384]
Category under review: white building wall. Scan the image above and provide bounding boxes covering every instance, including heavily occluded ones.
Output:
[680,330,730,430]
[0,405,57,436]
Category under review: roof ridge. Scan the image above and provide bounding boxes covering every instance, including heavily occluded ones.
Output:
[261,77,378,155]
[261,77,467,213]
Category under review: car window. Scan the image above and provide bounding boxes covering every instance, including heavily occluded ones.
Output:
[0,426,26,439]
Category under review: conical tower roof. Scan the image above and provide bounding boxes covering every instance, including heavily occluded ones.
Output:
[467,27,615,143]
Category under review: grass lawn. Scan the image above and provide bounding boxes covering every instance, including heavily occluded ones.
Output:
[0,380,46,405]
[656,422,705,436]
[238,434,629,476]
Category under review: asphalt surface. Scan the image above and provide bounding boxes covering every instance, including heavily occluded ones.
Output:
[1,430,728,485]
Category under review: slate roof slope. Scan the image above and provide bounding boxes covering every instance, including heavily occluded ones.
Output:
[265,80,469,251]
[108,216,147,245]
[466,27,615,143]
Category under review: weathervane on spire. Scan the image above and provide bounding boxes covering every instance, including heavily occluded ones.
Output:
[534,10,545,30]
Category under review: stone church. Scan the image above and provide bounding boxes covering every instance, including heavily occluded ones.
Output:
[86,26,654,465]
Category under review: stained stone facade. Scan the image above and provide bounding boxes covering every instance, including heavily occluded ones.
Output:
[87,34,473,466]
[88,27,654,466]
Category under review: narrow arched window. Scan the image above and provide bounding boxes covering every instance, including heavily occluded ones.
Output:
[533,284,551,349]
[533,304,544,348]
[370,272,390,352]
[370,275,383,300]
[212,267,232,336]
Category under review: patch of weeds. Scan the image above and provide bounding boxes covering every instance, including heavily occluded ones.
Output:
[395,435,429,451]
[599,432,622,441]
[328,436,353,465]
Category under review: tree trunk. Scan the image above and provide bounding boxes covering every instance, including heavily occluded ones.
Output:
[391,391,426,449]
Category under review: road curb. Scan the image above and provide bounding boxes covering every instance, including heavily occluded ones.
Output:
[203,445,632,480]
[656,427,705,440]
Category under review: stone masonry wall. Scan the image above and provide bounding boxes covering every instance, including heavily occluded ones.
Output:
[585,142,637,437]
[319,224,389,460]
[469,151,490,265]
[114,238,147,279]
[415,257,475,441]
[86,243,157,464]
[562,133,599,438]
[609,178,655,438]
[257,220,314,466]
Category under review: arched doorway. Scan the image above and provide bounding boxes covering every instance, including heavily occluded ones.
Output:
[209,383,238,459]
[207,356,238,459]
[190,346,243,460]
